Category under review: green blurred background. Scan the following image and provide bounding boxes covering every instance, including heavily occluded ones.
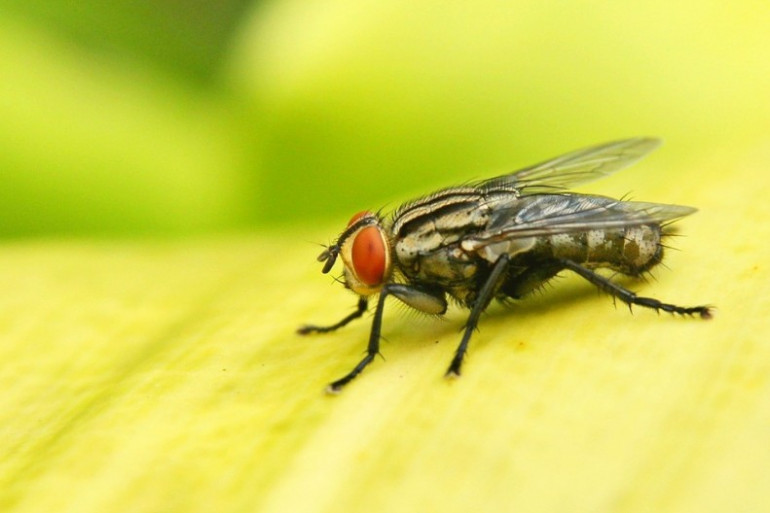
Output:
[1,0,767,238]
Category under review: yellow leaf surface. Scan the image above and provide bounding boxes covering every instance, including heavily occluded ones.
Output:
[1,145,769,513]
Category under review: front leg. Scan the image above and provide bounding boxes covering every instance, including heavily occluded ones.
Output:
[297,296,368,335]
[327,289,390,393]
[326,284,448,392]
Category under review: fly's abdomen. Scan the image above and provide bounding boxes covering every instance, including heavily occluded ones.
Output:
[548,224,663,275]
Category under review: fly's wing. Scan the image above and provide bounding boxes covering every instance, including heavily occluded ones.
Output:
[462,195,696,251]
[479,138,661,195]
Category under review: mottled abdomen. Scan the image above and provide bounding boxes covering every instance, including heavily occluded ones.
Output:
[546,224,663,275]
[496,224,665,301]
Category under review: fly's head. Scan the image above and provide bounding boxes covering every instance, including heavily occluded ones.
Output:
[318,211,392,296]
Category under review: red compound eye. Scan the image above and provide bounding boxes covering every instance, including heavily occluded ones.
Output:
[347,210,372,227]
[351,226,386,286]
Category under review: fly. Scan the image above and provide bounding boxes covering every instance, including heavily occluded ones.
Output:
[299,138,712,392]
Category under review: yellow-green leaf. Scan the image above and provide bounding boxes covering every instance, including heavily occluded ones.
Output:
[1,145,769,513]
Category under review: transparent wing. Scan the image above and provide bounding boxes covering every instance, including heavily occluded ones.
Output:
[463,195,696,249]
[479,137,662,195]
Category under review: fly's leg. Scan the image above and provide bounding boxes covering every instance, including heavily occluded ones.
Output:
[446,254,511,378]
[327,290,389,393]
[297,297,368,335]
[558,259,713,319]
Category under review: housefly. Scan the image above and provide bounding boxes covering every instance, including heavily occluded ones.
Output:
[299,138,712,392]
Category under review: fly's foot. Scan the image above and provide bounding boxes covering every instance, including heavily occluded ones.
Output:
[325,352,379,394]
[325,383,344,395]
[444,369,461,380]
[445,355,464,379]
[297,324,330,335]
[632,297,714,319]
[297,324,315,335]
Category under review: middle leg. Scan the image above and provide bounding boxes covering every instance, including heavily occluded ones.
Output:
[446,254,511,377]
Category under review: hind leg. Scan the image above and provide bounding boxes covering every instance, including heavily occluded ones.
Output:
[558,259,712,318]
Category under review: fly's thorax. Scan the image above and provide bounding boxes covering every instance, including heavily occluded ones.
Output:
[338,211,393,296]
[391,192,491,267]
